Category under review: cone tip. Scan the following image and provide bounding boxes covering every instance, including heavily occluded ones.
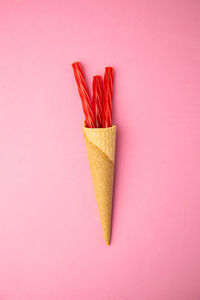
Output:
[105,238,111,246]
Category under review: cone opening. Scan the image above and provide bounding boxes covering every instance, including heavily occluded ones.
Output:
[83,125,116,131]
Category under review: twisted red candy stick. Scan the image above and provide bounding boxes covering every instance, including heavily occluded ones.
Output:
[103,67,114,128]
[92,76,103,128]
[72,62,95,128]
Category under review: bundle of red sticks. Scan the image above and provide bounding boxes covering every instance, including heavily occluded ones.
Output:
[72,62,113,128]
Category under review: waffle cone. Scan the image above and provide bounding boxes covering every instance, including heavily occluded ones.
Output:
[83,125,116,245]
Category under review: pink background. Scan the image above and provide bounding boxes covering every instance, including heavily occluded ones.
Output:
[0,0,200,299]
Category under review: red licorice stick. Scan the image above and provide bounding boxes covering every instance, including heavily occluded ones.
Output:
[72,62,95,128]
[103,67,114,127]
[92,76,103,128]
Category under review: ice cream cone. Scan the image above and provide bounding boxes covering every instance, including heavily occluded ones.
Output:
[83,125,116,245]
